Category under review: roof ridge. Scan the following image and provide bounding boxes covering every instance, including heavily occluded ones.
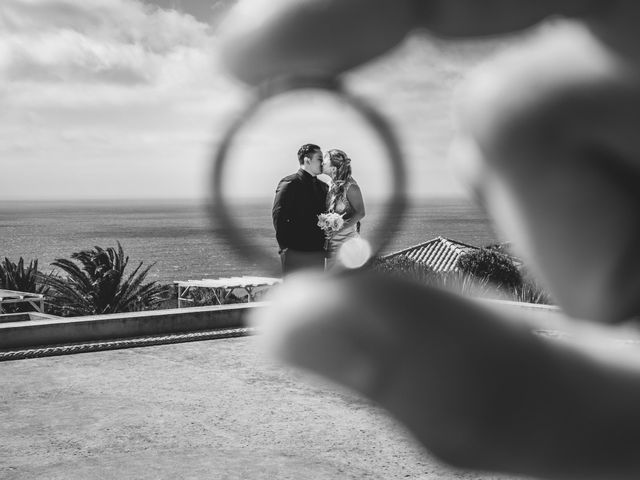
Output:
[440,236,479,250]
[383,237,445,258]
[383,236,478,258]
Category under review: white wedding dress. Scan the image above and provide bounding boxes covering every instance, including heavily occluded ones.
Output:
[325,178,360,268]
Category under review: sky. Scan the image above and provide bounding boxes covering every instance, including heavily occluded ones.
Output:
[0,0,519,201]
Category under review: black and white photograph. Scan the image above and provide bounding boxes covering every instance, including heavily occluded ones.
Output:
[3,1,640,479]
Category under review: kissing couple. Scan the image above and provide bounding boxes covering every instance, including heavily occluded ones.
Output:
[272,143,366,275]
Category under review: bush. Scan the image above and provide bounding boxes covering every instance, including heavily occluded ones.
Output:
[511,268,554,305]
[434,270,493,297]
[370,256,497,297]
[369,256,437,284]
[187,287,247,306]
[511,281,552,305]
[457,248,522,290]
[371,251,555,306]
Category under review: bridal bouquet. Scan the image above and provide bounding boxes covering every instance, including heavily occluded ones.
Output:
[317,212,344,249]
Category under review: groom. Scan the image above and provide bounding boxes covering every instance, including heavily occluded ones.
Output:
[272,143,328,275]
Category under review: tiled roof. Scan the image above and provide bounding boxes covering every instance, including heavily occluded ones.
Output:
[383,236,479,272]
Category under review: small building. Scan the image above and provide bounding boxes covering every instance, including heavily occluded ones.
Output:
[382,236,479,272]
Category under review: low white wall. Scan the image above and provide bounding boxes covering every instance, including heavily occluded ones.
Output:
[0,303,267,350]
[3,298,637,351]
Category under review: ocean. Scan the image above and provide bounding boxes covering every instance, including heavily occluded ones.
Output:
[0,198,501,284]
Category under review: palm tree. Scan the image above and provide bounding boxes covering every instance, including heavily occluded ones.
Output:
[44,242,168,316]
[0,257,50,313]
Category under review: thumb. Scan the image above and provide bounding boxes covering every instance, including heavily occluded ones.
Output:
[248,270,546,466]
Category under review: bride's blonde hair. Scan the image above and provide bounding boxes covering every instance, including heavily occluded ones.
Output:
[326,149,352,206]
[327,149,351,183]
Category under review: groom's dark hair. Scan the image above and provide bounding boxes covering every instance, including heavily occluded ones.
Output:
[297,144,321,164]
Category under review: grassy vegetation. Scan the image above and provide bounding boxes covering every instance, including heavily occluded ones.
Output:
[370,252,554,305]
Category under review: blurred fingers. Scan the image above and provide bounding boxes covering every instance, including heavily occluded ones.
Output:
[248,270,541,463]
[218,0,416,85]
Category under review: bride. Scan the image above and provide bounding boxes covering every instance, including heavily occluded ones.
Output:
[321,149,366,268]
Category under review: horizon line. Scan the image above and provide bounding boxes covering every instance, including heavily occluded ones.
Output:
[0,193,471,203]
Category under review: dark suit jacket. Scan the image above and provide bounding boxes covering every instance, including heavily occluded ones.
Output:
[272,169,328,253]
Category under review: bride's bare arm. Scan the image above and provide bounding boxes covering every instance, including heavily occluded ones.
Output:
[344,183,365,228]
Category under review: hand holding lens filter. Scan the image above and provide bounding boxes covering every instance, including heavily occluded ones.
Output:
[210,76,407,274]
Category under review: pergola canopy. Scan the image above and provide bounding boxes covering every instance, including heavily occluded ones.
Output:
[0,289,45,313]
[174,276,281,307]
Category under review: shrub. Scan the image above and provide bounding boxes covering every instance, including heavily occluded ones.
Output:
[457,248,522,290]
[187,287,246,306]
[512,268,554,305]
[369,255,437,284]
[371,249,556,306]
[370,256,497,297]
[435,270,493,297]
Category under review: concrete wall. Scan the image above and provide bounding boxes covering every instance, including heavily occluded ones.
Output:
[0,312,61,323]
[476,298,566,327]
[0,299,574,351]
[0,303,266,350]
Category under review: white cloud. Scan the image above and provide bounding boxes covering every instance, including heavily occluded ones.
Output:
[0,0,220,91]
[0,0,519,201]
[0,0,244,200]
[1,0,211,48]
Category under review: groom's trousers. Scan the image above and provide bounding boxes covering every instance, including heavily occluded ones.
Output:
[280,249,326,275]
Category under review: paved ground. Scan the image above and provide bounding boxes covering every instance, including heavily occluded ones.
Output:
[0,336,514,480]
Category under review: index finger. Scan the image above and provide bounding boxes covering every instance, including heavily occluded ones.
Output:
[218,0,415,85]
[219,0,599,85]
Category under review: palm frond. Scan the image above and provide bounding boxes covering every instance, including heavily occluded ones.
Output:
[47,243,164,316]
[112,261,159,312]
[51,258,95,293]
